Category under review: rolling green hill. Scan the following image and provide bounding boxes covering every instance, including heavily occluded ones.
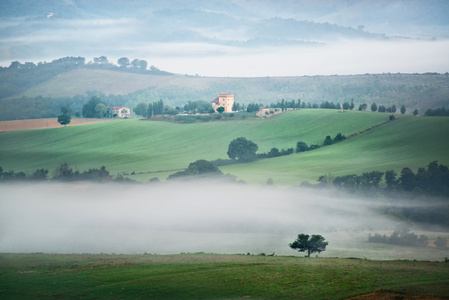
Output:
[16,71,449,110]
[221,113,449,185]
[2,63,449,121]
[1,109,448,184]
[17,69,219,99]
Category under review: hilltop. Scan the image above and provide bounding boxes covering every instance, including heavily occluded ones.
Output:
[1,59,448,121]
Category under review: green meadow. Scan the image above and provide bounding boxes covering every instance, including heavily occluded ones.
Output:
[1,253,448,299]
[0,109,448,184]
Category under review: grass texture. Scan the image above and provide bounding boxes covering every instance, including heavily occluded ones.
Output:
[1,253,448,300]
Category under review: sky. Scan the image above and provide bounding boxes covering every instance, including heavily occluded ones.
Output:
[1,0,449,77]
[151,39,449,77]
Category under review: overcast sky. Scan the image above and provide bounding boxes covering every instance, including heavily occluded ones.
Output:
[1,0,448,77]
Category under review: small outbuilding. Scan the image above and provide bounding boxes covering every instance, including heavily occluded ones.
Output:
[113,106,131,118]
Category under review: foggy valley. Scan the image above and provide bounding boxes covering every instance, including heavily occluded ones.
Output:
[1,182,447,261]
[1,1,449,298]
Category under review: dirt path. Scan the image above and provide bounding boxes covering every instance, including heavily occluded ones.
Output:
[0,118,115,132]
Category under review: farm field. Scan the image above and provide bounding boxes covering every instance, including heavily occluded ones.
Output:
[1,253,448,300]
[0,118,112,132]
[0,109,448,184]
[221,114,449,185]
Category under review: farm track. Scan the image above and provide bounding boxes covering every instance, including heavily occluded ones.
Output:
[346,117,404,140]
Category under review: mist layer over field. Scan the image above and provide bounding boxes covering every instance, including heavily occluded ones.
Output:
[0,182,445,259]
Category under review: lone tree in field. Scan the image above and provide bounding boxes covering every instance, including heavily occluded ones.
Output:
[57,114,71,126]
[289,234,328,257]
[400,104,406,114]
[227,137,259,162]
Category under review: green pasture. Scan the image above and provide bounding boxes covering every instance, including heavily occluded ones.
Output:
[221,114,449,185]
[1,253,448,299]
[0,109,448,184]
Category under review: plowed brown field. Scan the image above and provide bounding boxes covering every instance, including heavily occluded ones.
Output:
[0,118,114,132]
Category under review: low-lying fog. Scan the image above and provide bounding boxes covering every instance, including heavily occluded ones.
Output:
[0,182,446,260]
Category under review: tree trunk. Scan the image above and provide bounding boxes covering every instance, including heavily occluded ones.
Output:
[307,249,311,257]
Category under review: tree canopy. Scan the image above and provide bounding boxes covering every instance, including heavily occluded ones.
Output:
[168,159,222,179]
[57,114,71,126]
[289,234,328,257]
[227,137,259,162]
[82,96,107,118]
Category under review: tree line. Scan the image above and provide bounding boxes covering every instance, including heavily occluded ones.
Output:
[310,161,449,227]
[425,107,449,116]
[168,133,349,180]
[316,161,449,197]
[0,163,135,183]
[0,56,171,101]
[368,229,447,249]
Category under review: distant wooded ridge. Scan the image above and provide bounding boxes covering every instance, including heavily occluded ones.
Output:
[0,56,448,121]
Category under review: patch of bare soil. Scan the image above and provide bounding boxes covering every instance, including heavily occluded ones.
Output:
[348,290,448,300]
[0,118,115,132]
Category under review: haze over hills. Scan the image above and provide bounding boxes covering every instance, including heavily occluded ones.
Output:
[1,0,448,77]
[0,1,448,119]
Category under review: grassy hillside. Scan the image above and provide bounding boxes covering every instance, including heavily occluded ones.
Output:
[1,109,448,184]
[1,253,448,299]
[0,110,390,178]
[11,69,449,112]
[221,114,449,185]
[18,69,220,99]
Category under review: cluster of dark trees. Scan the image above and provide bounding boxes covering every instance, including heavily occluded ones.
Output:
[167,159,244,183]
[311,162,449,227]
[317,161,449,197]
[82,96,111,118]
[270,99,302,111]
[257,133,347,161]
[368,230,447,249]
[243,99,418,117]
[368,230,429,247]
[214,133,348,167]
[425,107,449,116]
[82,96,165,119]
[134,99,189,118]
[180,133,348,173]
[295,133,347,153]
[0,163,135,183]
[368,102,419,115]
[168,160,222,179]
[245,102,265,112]
[183,100,214,114]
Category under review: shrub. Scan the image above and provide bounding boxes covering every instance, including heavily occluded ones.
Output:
[296,141,309,153]
[323,135,333,146]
